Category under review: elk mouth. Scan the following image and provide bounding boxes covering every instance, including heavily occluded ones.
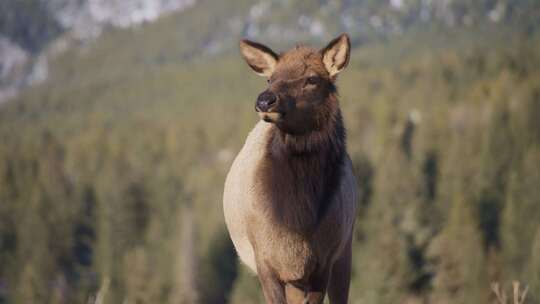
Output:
[258,111,283,123]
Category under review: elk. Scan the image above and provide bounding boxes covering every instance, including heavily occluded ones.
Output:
[223,33,357,304]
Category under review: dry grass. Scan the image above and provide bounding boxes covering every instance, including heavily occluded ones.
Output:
[491,281,529,304]
[87,277,110,304]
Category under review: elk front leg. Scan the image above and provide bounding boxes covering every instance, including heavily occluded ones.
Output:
[285,268,330,304]
[304,268,330,304]
[256,262,286,304]
[327,238,352,304]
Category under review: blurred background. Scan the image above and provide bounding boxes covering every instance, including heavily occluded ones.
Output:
[1,0,540,303]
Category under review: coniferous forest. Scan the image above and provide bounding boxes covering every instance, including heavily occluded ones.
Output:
[1,1,540,303]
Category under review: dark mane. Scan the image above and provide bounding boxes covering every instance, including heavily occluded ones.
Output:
[256,93,346,232]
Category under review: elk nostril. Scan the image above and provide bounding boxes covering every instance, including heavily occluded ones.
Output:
[256,91,277,112]
[265,93,276,105]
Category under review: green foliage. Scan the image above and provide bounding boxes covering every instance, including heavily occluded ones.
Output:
[199,230,238,304]
[427,193,489,304]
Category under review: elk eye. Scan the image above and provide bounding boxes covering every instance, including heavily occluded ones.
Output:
[306,76,319,86]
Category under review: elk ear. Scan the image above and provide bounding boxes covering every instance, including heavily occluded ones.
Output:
[239,39,278,77]
[321,33,350,78]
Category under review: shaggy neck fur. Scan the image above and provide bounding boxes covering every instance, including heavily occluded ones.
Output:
[257,93,346,233]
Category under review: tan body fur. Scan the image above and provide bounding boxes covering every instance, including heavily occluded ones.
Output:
[224,121,357,276]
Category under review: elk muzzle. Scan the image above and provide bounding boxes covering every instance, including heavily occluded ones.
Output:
[256,90,282,122]
[255,90,277,113]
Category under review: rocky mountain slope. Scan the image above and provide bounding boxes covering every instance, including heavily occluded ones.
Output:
[2,0,539,103]
[0,0,195,102]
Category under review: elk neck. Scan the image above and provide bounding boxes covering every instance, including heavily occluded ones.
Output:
[256,94,346,233]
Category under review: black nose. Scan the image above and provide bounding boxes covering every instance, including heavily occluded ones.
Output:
[256,91,277,112]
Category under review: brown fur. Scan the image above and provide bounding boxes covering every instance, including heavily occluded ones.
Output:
[224,34,357,304]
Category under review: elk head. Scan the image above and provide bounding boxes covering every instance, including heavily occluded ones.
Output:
[240,34,350,136]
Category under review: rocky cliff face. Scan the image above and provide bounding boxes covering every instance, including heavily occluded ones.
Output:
[0,37,29,101]
[241,0,513,43]
[47,0,196,39]
[0,0,195,103]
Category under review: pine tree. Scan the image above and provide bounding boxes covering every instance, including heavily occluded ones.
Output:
[427,193,489,304]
